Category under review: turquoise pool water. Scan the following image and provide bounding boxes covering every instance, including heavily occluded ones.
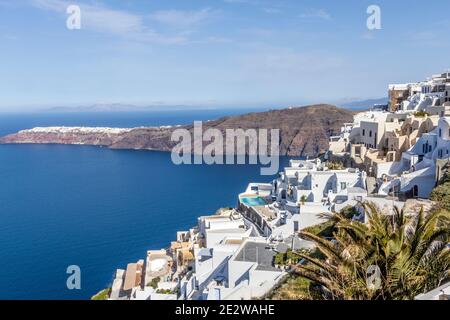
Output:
[240,196,266,207]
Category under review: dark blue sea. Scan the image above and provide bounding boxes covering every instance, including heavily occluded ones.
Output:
[0,110,293,299]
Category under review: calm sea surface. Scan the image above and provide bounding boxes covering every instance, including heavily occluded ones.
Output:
[0,110,293,299]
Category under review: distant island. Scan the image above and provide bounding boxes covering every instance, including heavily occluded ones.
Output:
[0,104,354,157]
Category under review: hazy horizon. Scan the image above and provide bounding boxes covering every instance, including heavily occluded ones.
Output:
[0,96,385,114]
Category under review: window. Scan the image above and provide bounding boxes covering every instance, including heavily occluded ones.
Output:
[439,128,442,137]
[362,129,365,136]
[369,130,372,137]
[340,182,347,190]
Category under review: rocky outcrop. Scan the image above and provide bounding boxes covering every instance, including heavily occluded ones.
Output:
[0,104,354,157]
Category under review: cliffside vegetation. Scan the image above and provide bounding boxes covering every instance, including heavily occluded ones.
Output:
[430,166,450,211]
[269,203,449,300]
[265,275,322,300]
[91,288,111,300]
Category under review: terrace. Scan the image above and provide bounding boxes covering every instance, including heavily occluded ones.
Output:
[123,260,144,292]
[145,250,173,284]
[234,241,279,272]
[253,205,277,221]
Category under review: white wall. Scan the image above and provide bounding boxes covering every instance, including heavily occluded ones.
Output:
[360,120,383,149]
[195,245,236,289]
[376,161,404,178]
[399,163,436,198]
[228,260,254,289]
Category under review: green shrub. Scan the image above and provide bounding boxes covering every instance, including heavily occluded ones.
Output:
[265,274,322,300]
[156,288,173,294]
[302,206,357,238]
[430,182,450,211]
[91,288,111,300]
[326,161,344,170]
[148,277,161,289]
[413,110,430,117]
[340,205,358,219]
[429,165,450,210]
[274,249,302,266]
[302,220,334,237]
[274,252,285,265]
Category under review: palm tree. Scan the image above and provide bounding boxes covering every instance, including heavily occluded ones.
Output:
[294,202,450,300]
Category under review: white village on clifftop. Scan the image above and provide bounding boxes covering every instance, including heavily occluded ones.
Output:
[99,71,450,301]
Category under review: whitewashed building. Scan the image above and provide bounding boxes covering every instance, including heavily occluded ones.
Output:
[238,159,366,241]
[202,238,284,300]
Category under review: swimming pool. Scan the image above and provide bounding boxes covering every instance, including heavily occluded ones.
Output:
[240,196,266,207]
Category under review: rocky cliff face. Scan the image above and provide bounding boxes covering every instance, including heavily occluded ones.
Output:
[0,104,354,157]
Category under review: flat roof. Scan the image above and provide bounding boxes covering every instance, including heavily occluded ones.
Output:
[207,228,247,234]
[123,263,142,291]
[348,187,367,193]
[148,252,171,260]
[234,242,280,272]
[253,206,277,220]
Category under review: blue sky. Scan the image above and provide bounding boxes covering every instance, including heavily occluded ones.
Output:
[0,0,449,111]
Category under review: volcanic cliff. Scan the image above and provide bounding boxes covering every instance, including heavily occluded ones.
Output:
[0,104,354,157]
